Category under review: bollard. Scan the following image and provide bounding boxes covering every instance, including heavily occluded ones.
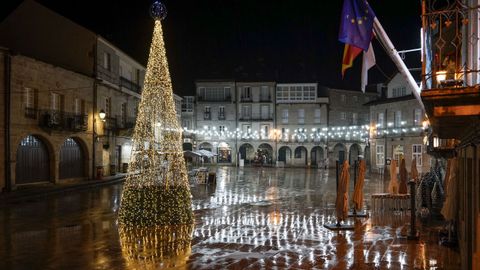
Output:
[407,179,419,240]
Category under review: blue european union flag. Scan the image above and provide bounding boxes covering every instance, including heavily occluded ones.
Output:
[338,0,376,51]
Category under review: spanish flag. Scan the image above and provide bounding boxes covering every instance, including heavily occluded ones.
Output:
[339,0,376,78]
[341,44,363,78]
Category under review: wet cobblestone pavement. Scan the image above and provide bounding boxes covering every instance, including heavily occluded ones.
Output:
[0,167,460,269]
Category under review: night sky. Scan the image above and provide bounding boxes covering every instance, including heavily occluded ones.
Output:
[1,0,421,96]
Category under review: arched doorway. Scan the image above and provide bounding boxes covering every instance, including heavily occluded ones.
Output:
[258,143,274,165]
[198,142,214,163]
[294,146,308,166]
[239,143,254,164]
[59,138,86,179]
[349,143,362,165]
[16,135,50,184]
[182,142,193,151]
[217,142,231,163]
[198,142,213,151]
[333,143,347,164]
[311,146,324,167]
[278,146,292,164]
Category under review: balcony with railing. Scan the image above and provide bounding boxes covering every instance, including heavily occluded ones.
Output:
[39,110,88,132]
[117,116,136,129]
[259,95,272,102]
[203,112,211,120]
[240,96,253,102]
[197,95,232,102]
[421,1,480,139]
[104,117,117,131]
[120,76,142,94]
[218,113,225,120]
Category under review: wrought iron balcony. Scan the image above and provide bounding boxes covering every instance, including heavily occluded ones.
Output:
[197,95,232,102]
[259,96,272,102]
[203,112,211,120]
[239,116,274,121]
[39,110,87,132]
[117,117,136,129]
[104,117,117,130]
[240,96,252,102]
[218,113,225,120]
[120,76,141,94]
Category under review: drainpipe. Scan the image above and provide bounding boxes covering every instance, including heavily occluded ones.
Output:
[3,49,11,192]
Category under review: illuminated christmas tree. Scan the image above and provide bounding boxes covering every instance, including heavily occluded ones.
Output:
[118,1,194,227]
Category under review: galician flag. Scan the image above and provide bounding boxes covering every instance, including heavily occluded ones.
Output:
[339,0,376,91]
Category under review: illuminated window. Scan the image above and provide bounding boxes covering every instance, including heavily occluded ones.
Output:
[376,145,384,166]
[412,144,422,166]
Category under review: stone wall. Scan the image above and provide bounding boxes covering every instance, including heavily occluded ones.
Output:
[8,55,94,187]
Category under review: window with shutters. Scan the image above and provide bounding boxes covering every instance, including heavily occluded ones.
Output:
[282,109,288,123]
[298,109,305,124]
[314,108,321,124]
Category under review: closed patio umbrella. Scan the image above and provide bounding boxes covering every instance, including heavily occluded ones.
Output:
[388,159,399,194]
[441,158,457,221]
[411,157,419,183]
[399,158,408,194]
[353,159,366,210]
[336,160,350,222]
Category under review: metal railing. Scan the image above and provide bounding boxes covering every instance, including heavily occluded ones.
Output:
[39,110,88,132]
[259,96,272,102]
[422,1,480,89]
[240,96,252,102]
[204,112,211,120]
[197,96,232,102]
[239,116,274,121]
[104,117,117,130]
[120,76,141,93]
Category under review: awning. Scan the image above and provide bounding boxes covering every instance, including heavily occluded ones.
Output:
[197,149,217,158]
[183,150,217,158]
[183,150,203,158]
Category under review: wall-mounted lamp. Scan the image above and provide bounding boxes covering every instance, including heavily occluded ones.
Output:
[436,70,447,85]
[433,136,439,148]
[99,109,106,122]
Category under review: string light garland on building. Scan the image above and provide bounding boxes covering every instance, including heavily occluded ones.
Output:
[118,1,194,228]
[182,123,428,142]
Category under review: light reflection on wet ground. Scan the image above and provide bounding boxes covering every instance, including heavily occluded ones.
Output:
[0,167,460,269]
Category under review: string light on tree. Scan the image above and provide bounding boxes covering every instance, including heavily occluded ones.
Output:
[118,0,194,228]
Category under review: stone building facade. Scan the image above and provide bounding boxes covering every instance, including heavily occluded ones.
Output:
[367,73,431,174]
[327,88,378,167]
[194,80,237,164]
[275,83,329,167]
[0,1,181,190]
[1,52,94,190]
[95,37,144,176]
[236,82,276,165]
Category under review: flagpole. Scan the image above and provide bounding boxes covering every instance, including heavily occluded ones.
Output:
[373,17,425,110]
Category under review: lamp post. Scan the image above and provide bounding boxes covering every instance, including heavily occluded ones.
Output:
[270,129,281,166]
